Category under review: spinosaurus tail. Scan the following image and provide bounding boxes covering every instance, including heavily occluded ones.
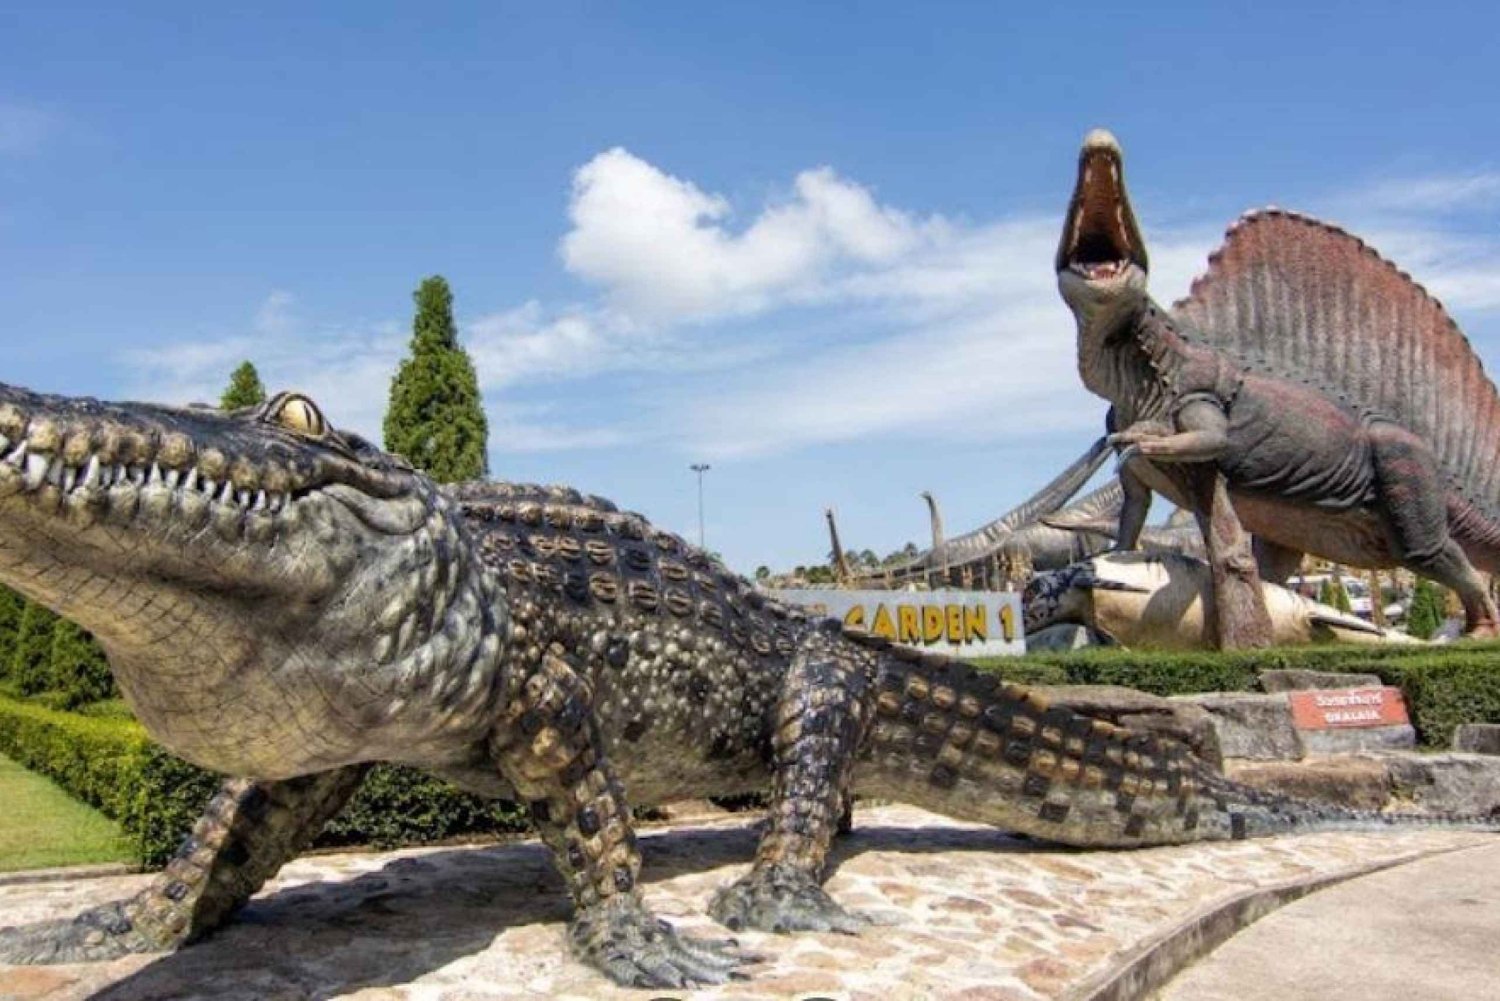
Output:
[848,644,1500,846]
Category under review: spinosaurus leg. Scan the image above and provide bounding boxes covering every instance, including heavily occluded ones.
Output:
[710,625,874,935]
[493,646,752,989]
[1369,422,1500,634]
[0,766,368,965]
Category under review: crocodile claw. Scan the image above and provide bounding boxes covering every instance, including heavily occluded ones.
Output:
[569,896,759,988]
[709,863,868,935]
[0,903,162,965]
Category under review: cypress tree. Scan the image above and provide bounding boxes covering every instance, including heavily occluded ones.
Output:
[49,618,116,708]
[10,602,59,696]
[221,361,267,410]
[1407,578,1446,639]
[1317,577,1352,613]
[0,587,24,680]
[383,276,489,483]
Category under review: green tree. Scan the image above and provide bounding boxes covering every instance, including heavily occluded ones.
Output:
[1317,576,1352,613]
[0,587,25,680]
[1407,578,1446,639]
[49,618,116,708]
[383,276,489,483]
[10,601,59,695]
[220,361,267,410]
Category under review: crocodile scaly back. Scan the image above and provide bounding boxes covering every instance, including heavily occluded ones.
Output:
[1173,209,1500,512]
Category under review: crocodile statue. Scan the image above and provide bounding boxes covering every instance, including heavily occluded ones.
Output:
[0,382,1490,989]
[1056,128,1500,637]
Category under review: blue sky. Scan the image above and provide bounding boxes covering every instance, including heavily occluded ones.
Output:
[4,4,1500,573]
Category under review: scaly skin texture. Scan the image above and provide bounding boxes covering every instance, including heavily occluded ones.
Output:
[1055,129,1500,637]
[0,382,1490,988]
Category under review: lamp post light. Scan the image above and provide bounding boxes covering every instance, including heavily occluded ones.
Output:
[690,463,711,549]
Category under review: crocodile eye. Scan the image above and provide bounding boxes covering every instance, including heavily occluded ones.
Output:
[271,394,327,437]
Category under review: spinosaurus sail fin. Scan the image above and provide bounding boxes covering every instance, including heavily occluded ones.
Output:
[1172,209,1500,510]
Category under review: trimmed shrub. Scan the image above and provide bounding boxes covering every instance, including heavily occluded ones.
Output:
[0,695,530,867]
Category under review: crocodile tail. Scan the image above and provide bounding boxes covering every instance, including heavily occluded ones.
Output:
[851,643,1233,847]
[849,641,1500,845]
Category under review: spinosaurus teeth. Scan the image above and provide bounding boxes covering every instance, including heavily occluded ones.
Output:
[5,440,27,468]
[81,455,101,489]
[182,468,198,492]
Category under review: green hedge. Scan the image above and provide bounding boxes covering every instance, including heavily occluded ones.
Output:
[978,642,1500,748]
[0,695,528,867]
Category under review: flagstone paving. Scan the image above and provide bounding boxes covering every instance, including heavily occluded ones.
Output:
[0,804,1488,1001]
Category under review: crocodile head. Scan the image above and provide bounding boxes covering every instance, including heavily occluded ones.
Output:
[1055,129,1150,347]
[0,382,503,775]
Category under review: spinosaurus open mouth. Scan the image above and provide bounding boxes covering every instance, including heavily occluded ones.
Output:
[1056,129,1148,278]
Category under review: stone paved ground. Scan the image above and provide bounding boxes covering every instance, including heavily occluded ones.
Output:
[0,805,1489,1001]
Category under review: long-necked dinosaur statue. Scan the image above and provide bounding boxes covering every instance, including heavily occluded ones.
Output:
[825,450,1201,589]
[1055,129,1500,636]
[1,382,1492,989]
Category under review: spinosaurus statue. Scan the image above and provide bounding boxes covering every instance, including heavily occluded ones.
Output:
[0,383,1491,989]
[1055,129,1500,637]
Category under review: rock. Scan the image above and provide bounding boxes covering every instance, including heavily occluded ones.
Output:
[1035,685,1223,770]
[1228,752,1500,817]
[1453,724,1500,756]
[1373,751,1500,817]
[1298,723,1415,756]
[1026,623,1098,651]
[1225,757,1392,811]
[1170,692,1301,761]
[1258,669,1382,693]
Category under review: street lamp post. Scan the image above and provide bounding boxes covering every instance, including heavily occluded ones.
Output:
[690,463,711,549]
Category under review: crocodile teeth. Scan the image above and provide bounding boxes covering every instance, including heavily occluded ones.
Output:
[252,489,267,511]
[163,468,180,489]
[61,466,77,492]
[182,468,198,492]
[217,481,235,505]
[6,441,28,468]
[23,452,49,490]
[81,455,101,489]
[45,458,64,488]
[237,489,251,508]
[147,463,162,486]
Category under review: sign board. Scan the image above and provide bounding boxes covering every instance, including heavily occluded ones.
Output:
[1287,687,1410,730]
[769,589,1026,657]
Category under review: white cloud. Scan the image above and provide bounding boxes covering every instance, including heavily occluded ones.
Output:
[1357,173,1500,214]
[0,101,58,156]
[560,147,938,324]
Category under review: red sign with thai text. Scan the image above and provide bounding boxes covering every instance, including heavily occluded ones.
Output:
[1288,687,1409,730]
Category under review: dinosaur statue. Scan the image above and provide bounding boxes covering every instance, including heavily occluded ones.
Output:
[826,466,1199,591]
[1055,129,1500,637]
[1024,552,1417,650]
[0,382,1490,989]
[920,490,951,583]
[1042,500,1203,559]
[826,507,854,583]
[830,438,1113,588]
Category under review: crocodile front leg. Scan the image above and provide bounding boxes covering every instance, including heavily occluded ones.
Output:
[0,766,368,964]
[494,645,754,989]
[710,625,874,935]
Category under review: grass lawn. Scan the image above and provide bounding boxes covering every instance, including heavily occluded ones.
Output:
[0,754,133,872]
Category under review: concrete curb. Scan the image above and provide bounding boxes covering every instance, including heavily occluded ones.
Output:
[1067,842,1484,1001]
[0,862,137,888]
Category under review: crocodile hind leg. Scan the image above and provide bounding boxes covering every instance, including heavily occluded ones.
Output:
[710,624,875,935]
[0,765,368,965]
[1369,421,1500,635]
[493,645,752,989]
